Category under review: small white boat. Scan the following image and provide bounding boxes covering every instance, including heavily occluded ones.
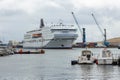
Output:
[77,50,95,64]
[0,42,15,56]
[0,47,8,56]
[97,49,113,65]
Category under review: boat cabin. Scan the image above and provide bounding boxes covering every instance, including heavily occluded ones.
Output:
[102,50,112,57]
[81,50,93,60]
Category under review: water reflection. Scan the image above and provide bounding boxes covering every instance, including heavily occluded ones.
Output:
[79,65,94,80]
[98,65,111,79]
[97,65,119,80]
[73,64,120,80]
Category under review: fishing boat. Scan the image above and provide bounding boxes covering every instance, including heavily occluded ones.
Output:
[14,48,45,54]
[0,47,8,56]
[77,49,95,64]
[0,42,9,56]
[96,49,113,65]
[71,49,95,65]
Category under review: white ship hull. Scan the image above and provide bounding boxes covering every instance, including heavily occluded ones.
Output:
[45,39,74,49]
[23,38,76,49]
[23,24,78,49]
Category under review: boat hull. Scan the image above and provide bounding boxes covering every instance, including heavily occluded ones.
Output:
[97,59,113,65]
[78,57,94,64]
[78,61,93,64]
[23,39,74,49]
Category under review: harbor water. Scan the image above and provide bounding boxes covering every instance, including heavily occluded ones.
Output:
[0,48,120,80]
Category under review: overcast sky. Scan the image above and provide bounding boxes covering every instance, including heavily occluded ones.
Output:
[0,0,120,42]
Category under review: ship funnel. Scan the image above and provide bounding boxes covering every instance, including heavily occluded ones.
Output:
[40,18,45,28]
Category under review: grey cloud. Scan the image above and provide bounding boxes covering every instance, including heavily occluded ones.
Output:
[0,0,120,42]
[0,10,25,16]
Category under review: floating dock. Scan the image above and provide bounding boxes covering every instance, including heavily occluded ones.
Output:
[14,48,45,54]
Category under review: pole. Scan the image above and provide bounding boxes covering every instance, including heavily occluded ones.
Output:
[82,28,86,47]
[104,29,106,42]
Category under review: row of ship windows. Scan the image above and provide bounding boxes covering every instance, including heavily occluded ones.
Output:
[24,33,42,39]
[24,39,50,43]
[24,38,74,43]
[24,37,41,39]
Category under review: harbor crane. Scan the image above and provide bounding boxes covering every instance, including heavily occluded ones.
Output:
[91,13,109,47]
[71,12,83,36]
[71,12,86,47]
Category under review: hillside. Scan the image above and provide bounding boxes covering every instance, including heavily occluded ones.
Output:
[107,37,120,43]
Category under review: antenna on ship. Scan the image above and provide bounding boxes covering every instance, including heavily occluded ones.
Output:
[40,18,45,28]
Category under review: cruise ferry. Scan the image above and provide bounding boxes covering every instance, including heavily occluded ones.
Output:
[23,19,78,49]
